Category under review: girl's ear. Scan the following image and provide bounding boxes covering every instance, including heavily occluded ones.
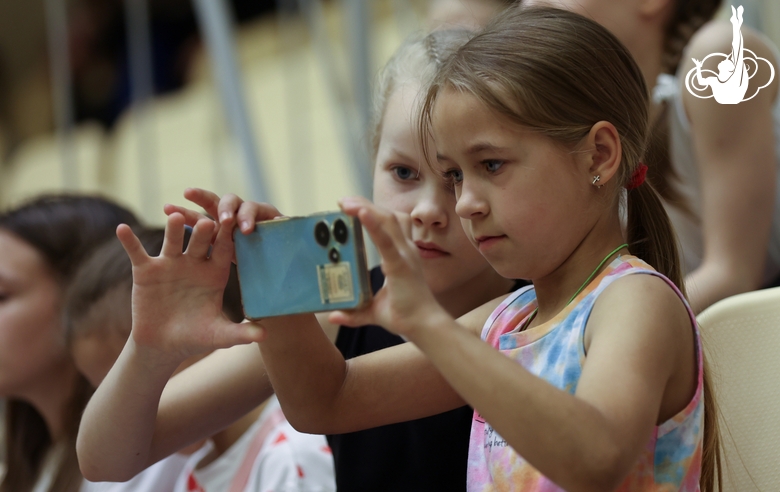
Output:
[582,121,622,186]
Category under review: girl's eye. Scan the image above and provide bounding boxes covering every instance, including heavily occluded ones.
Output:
[442,168,464,188]
[483,160,504,173]
[392,166,417,181]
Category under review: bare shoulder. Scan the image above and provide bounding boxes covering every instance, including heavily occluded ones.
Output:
[586,274,691,349]
[457,292,514,336]
[581,274,697,425]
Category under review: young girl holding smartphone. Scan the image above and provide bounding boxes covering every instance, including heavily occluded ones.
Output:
[257,7,719,489]
[77,30,518,492]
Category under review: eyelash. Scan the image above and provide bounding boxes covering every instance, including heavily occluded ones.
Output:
[440,159,505,188]
[483,159,504,173]
[391,165,418,181]
[441,169,463,189]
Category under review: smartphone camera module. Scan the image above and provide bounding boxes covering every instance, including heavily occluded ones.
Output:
[314,221,330,247]
[332,219,349,244]
[329,247,341,263]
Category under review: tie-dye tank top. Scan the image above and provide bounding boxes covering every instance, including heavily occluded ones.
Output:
[467,255,704,491]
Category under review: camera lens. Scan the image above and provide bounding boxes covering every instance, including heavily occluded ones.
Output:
[314,221,330,247]
[329,247,340,263]
[332,219,349,244]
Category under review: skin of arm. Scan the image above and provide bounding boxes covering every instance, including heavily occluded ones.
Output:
[78,308,341,481]
[316,198,697,492]
[157,313,338,451]
[680,22,779,313]
[151,314,339,468]
[258,296,503,434]
[78,342,269,482]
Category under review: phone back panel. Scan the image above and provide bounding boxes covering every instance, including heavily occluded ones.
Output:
[234,212,371,319]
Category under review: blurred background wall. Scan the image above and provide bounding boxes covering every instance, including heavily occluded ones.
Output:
[0,0,777,225]
[0,0,427,223]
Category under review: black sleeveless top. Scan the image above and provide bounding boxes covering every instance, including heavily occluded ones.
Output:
[327,267,526,491]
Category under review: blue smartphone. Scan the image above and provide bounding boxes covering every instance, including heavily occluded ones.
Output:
[233,212,372,319]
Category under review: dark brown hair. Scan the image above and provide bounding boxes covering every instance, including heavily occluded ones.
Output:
[0,195,138,492]
[419,5,720,489]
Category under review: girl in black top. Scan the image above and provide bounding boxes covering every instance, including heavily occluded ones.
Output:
[324,28,517,491]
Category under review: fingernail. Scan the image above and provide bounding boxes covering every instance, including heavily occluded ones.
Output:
[241,221,251,231]
[248,324,265,337]
[220,212,231,222]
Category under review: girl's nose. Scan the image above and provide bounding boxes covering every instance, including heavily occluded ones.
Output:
[410,190,448,229]
[455,182,488,219]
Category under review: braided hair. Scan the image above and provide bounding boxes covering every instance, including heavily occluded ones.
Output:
[370,29,473,159]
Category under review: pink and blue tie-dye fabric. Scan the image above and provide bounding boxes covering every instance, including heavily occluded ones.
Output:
[467,256,704,492]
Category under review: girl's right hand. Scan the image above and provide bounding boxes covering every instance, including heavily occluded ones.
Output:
[117,215,264,365]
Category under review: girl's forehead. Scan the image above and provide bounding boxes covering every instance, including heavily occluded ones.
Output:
[0,231,47,277]
[432,89,482,127]
[386,86,422,127]
[432,90,518,141]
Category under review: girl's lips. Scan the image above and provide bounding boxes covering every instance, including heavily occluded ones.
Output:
[475,235,506,251]
[415,241,449,259]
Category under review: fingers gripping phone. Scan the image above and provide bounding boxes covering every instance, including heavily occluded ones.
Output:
[233,212,372,319]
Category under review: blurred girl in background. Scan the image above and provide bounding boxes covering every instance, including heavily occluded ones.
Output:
[0,195,137,492]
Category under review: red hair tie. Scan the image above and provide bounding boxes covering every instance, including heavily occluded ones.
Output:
[627,163,648,190]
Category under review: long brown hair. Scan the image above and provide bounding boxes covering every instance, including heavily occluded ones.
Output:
[0,195,138,492]
[419,6,720,489]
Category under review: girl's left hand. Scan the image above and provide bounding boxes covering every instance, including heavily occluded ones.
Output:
[164,187,279,236]
[328,197,450,339]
